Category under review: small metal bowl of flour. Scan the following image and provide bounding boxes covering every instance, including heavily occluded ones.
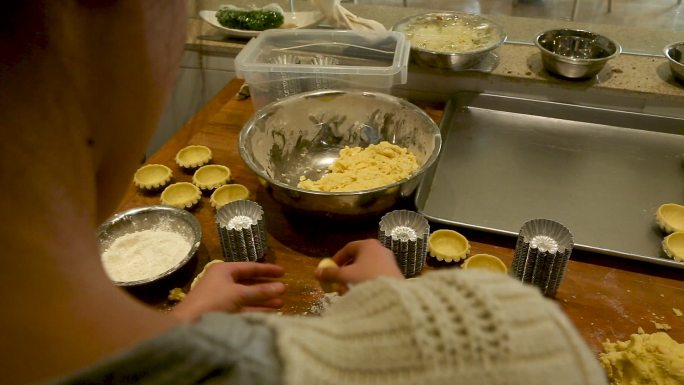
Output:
[97,205,202,286]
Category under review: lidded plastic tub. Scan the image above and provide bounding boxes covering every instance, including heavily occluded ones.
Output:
[235,29,411,110]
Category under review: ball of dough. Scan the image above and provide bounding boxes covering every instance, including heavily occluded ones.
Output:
[317,258,341,293]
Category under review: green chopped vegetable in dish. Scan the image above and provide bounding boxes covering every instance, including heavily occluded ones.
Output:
[215,4,284,31]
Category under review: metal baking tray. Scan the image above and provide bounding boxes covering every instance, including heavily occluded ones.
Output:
[415,92,684,269]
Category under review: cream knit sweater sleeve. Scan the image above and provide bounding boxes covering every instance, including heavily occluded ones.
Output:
[260,269,608,385]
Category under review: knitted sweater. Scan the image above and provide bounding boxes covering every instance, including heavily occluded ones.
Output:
[50,269,608,385]
[263,269,608,385]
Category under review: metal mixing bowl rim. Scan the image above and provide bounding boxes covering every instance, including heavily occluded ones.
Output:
[97,205,202,286]
[534,28,622,64]
[663,41,684,67]
[239,89,443,197]
[391,11,507,56]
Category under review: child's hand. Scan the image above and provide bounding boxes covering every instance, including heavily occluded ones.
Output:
[315,239,403,294]
[171,262,285,321]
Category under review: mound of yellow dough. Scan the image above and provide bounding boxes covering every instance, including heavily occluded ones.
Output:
[298,141,419,192]
[599,332,684,385]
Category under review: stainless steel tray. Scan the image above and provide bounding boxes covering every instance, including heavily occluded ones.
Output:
[415,92,684,269]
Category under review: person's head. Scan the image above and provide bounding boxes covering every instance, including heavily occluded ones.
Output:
[1,4,190,384]
[0,0,187,221]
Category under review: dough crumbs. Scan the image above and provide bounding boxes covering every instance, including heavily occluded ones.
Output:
[653,321,672,331]
[674,308,683,317]
[297,141,419,192]
[637,326,645,334]
[168,288,186,302]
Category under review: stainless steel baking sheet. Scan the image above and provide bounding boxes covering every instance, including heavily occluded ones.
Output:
[415,92,684,269]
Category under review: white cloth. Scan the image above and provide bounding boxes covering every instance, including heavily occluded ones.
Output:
[311,0,386,31]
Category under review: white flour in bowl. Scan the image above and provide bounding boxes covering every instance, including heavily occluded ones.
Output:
[101,229,191,282]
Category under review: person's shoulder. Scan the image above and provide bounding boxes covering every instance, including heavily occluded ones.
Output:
[50,314,282,385]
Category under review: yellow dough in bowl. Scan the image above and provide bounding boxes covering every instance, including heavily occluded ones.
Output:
[297,141,419,192]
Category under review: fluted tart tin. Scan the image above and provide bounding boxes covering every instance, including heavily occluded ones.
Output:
[379,210,430,278]
[216,200,267,262]
[511,219,573,297]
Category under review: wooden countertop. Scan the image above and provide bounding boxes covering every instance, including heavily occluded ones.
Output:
[118,78,683,355]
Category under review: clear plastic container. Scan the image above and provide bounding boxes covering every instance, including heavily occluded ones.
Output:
[235,29,410,110]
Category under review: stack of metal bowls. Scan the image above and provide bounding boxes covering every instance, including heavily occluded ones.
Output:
[535,28,621,79]
[664,41,684,84]
[392,12,506,71]
[239,90,442,219]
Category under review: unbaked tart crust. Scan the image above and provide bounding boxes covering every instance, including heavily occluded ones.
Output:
[663,232,684,262]
[428,229,470,262]
[210,183,250,209]
[192,164,231,191]
[175,145,213,169]
[462,253,508,273]
[656,203,684,234]
[161,182,201,209]
[133,164,172,190]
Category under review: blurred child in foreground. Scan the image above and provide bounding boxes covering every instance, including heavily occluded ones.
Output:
[0,1,607,384]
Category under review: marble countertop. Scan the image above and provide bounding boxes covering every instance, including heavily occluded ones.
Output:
[187,2,684,105]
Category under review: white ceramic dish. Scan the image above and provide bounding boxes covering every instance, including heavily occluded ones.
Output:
[199,10,323,38]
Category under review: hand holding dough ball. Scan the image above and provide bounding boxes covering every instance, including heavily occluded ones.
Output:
[317,258,341,293]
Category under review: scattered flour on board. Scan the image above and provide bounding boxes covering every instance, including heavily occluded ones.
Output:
[309,292,341,315]
[101,229,191,282]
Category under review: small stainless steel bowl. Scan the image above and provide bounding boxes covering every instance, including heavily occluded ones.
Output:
[239,90,442,219]
[97,205,201,286]
[664,41,684,84]
[535,29,621,79]
[392,12,506,71]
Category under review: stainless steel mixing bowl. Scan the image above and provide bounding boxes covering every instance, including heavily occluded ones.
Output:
[392,12,506,71]
[664,41,684,84]
[239,90,442,218]
[97,205,202,286]
[535,29,621,79]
